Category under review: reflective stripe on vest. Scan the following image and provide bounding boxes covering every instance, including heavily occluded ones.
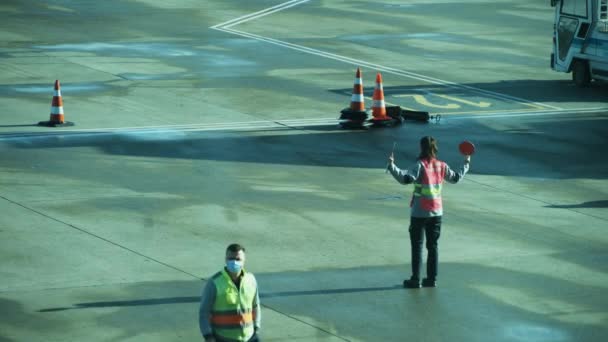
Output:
[211,269,257,341]
[412,159,446,212]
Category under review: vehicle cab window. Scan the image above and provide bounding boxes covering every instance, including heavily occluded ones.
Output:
[561,0,588,17]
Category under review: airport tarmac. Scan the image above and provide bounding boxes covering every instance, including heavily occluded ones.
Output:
[1,1,607,341]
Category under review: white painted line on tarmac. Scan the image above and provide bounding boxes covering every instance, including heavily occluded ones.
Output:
[0,119,345,141]
[217,0,311,29]
[211,1,562,111]
[447,107,608,120]
[210,0,306,29]
[214,26,560,111]
[21,117,337,132]
[2,107,605,142]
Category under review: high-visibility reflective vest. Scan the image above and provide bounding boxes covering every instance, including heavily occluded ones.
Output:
[411,158,446,215]
[211,269,257,341]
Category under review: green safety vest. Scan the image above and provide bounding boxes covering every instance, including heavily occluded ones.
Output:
[211,269,257,341]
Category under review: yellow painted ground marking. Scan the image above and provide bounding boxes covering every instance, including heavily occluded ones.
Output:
[394,91,547,111]
[435,94,492,108]
[393,94,460,109]
[364,96,417,111]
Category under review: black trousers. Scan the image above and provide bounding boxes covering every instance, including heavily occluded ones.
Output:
[409,216,442,280]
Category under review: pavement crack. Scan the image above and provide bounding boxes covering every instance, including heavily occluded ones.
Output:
[260,303,351,341]
[0,194,202,280]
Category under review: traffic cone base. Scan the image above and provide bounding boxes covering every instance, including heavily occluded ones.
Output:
[339,120,369,129]
[38,120,75,127]
[370,117,399,127]
[369,105,402,126]
[340,107,368,121]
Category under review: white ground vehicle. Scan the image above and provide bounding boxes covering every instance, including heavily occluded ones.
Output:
[551,0,608,86]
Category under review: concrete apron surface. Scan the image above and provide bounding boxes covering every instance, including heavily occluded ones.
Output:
[1,0,607,341]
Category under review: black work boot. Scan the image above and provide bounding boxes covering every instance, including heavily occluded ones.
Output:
[403,277,421,289]
[422,278,436,287]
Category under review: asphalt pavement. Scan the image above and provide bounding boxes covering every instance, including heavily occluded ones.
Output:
[1,1,607,341]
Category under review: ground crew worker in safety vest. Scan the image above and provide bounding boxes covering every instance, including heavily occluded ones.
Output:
[199,243,261,341]
[387,136,470,289]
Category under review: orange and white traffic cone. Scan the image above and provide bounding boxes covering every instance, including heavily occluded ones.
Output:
[350,67,365,112]
[372,73,389,120]
[38,80,74,127]
[50,80,65,124]
[370,73,399,126]
[339,67,368,128]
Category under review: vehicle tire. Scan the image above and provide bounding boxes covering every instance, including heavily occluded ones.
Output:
[572,60,591,87]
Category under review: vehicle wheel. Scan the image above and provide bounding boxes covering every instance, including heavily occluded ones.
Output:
[572,60,591,87]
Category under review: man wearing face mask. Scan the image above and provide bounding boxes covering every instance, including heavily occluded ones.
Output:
[199,243,261,342]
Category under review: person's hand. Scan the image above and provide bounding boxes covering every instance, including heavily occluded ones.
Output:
[388,153,394,164]
[464,155,471,163]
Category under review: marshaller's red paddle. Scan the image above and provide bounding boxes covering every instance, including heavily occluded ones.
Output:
[459,140,475,156]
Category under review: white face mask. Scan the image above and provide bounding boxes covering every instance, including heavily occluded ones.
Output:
[226,260,243,274]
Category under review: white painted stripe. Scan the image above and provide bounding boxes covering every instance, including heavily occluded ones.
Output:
[353,78,362,85]
[51,107,64,114]
[213,21,562,111]
[15,107,608,136]
[449,107,608,120]
[373,100,385,107]
[210,0,303,29]
[351,94,364,101]
[0,121,347,141]
[29,118,341,133]
[2,108,606,142]
[218,0,310,29]
[375,82,383,89]
[54,90,61,96]
[71,117,337,132]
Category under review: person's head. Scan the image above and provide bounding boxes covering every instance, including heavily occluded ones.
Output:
[418,136,438,160]
[225,243,246,275]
